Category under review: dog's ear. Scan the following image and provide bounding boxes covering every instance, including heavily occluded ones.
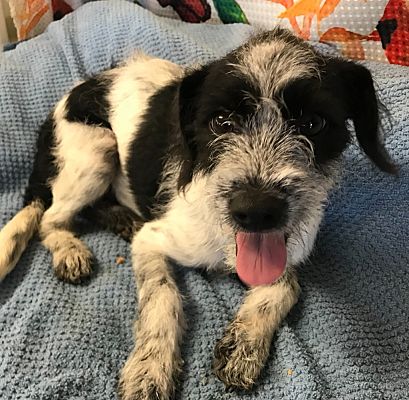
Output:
[323,59,398,174]
[177,65,209,190]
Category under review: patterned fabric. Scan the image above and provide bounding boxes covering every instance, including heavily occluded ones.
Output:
[7,0,84,40]
[7,0,409,65]
[0,2,408,399]
[139,0,409,65]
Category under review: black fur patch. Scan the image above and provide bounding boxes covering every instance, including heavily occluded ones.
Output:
[65,76,112,129]
[281,58,397,174]
[179,56,259,185]
[24,114,57,207]
[321,59,397,174]
[281,76,350,166]
[126,81,184,220]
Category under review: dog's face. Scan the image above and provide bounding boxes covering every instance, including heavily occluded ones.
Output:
[177,29,396,284]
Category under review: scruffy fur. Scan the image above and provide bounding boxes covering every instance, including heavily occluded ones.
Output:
[0,28,396,399]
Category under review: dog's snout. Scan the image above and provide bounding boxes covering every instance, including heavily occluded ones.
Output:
[229,188,288,232]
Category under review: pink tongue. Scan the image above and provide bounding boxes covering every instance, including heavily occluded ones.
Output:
[236,232,287,287]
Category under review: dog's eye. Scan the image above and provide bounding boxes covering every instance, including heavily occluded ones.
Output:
[295,114,327,136]
[210,114,238,134]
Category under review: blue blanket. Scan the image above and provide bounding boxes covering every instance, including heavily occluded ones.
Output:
[0,1,408,399]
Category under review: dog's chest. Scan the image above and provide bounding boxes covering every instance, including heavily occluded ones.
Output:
[159,176,234,270]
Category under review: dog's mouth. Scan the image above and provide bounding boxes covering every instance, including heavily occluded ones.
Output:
[235,231,287,287]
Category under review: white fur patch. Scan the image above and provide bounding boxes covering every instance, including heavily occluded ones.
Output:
[233,31,319,97]
[132,174,232,270]
[41,100,118,233]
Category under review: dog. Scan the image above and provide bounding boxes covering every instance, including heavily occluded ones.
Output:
[0,28,397,399]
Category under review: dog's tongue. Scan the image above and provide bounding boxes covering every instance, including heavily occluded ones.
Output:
[236,232,287,287]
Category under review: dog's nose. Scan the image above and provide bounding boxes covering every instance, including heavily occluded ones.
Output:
[229,188,288,232]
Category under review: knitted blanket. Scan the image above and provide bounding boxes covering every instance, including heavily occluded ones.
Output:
[0,1,408,399]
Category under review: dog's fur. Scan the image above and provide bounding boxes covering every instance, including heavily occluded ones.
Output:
[0,28,397,399]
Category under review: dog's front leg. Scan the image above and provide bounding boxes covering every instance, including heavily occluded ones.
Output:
[213,271,300,390]
[119,224,185,400]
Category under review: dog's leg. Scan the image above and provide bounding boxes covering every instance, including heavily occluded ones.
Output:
[40,123,117,283]
[119,223,185,400]
[82,195,144,242]
[213,271,300,390]
[0,199,45,281]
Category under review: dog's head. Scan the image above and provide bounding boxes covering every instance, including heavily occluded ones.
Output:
[177,28,397,285]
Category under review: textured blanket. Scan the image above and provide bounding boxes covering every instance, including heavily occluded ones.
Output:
[0,1,408,399]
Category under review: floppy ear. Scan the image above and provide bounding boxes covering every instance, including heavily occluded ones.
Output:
[177,65,209,190]
[323,59,398,174]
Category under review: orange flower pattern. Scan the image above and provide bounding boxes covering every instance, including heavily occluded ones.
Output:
[10,0,52,40]
[8,0,75,41]
[6,0,409,66]
[139,0,409,65]
[270,0,408,65]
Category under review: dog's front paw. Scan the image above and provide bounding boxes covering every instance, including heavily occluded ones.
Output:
[52,238,92,283]
[213,320,270,390]
[119,349,177,400]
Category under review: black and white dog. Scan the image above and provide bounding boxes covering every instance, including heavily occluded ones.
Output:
[0,28,397,399]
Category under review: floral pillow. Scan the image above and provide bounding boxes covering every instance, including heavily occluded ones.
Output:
[7,0,408,66]
[7,0,85,41]
[137,0,409,66]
